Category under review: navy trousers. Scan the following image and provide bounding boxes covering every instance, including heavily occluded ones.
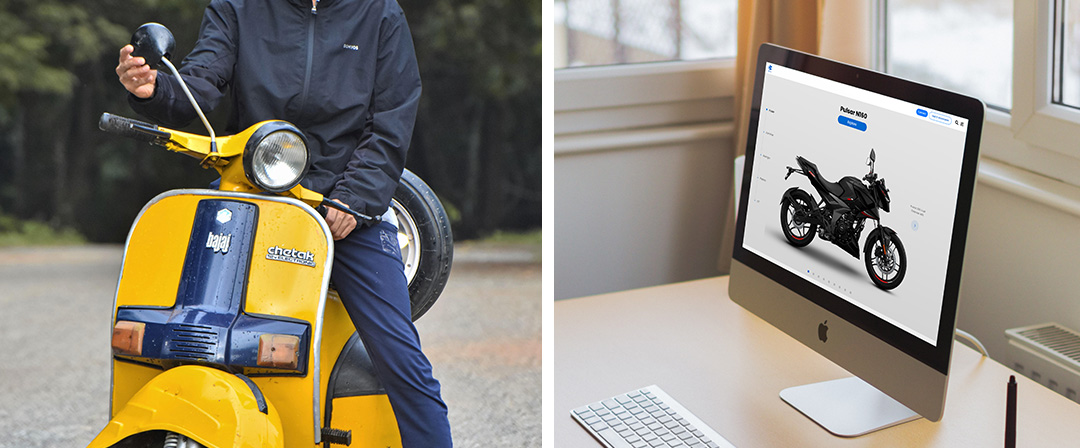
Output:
[330,221,452,447]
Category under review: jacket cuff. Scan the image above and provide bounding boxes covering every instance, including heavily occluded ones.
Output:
[328,190,369,220]
[127,72,172,120]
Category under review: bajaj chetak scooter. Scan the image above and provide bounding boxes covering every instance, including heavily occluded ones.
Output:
[88,24,453,447]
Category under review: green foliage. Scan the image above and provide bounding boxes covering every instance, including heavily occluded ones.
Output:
[0,0,540,243]
[0,212,85,246]
[400,0,542,238]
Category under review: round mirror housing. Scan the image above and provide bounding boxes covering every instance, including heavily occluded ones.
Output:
[130,23,175,71]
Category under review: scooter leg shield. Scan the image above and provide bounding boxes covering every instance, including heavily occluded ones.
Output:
[87,365,284,448]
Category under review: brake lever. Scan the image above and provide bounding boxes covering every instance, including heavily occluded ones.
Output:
[320,198,381,225]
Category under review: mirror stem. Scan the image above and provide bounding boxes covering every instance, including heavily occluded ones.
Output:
[161,57,217,153]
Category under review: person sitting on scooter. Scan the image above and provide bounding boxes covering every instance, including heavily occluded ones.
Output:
[114,0,452,446]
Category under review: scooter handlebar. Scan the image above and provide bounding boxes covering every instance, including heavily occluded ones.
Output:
[99,112,171,143]
[320,198,381,226]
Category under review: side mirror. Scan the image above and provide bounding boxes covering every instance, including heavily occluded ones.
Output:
[868,149,876,166]
[130,23,175,71]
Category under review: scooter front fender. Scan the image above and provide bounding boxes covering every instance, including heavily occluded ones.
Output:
[88,365,284,448]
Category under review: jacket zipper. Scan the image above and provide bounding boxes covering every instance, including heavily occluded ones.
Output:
[300,0,318,114]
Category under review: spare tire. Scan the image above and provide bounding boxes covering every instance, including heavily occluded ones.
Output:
[390,169,453,321]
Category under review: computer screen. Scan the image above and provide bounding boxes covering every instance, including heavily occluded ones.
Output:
[730,43,983,435]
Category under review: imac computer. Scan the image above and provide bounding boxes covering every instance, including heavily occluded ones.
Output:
[729,43,984,436]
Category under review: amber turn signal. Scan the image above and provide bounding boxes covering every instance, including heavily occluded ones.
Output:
[112,321,146,356]
[258,334,300,369]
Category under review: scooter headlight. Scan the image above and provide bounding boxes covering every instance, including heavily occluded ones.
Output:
[243,122,309,193]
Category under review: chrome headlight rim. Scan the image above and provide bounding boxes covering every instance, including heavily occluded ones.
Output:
[242,121,310,193]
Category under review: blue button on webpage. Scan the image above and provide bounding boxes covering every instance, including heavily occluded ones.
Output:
[838,115,867,132]
[916,108,928,117]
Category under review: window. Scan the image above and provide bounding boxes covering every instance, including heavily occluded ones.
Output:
[554,0,737,69]
[884,0,1013,111]
[1053,0,1080,108]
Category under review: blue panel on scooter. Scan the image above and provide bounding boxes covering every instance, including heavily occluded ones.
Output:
[174,199,258,325]
[114,199,313,375]
[228,313,311,374]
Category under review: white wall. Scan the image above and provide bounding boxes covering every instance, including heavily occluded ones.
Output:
[554,61,736,300]
[957,158,1080,402]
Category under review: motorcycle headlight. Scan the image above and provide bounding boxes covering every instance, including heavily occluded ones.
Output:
[243,122,309,193]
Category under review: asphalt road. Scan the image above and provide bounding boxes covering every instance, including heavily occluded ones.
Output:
[0,242,540,447]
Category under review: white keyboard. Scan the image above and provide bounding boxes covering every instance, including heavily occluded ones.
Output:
[571,385,736,448]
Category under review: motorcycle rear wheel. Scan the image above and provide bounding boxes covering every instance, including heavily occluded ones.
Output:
[863,230,906,290]
[391,169,454,321]
[780,190,817,247]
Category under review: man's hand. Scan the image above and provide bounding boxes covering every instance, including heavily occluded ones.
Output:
[116,45,157,99]
[325,199,358,240]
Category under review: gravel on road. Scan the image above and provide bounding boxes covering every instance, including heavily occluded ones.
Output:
[0,242,540,447]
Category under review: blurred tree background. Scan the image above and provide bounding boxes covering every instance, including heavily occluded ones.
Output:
[0,0,540,242]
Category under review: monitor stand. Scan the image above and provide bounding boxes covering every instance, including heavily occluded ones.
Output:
[779,376,920,437]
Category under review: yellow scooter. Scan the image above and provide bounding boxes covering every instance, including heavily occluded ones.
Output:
[88,24,452,448]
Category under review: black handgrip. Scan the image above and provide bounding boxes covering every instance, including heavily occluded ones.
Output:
[99,112,171,143]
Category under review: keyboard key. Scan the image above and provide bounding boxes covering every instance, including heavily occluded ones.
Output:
[595,427,636,448]
[603,399,620,409]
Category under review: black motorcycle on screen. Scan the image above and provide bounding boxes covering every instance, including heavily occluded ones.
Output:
[780,149,906,290]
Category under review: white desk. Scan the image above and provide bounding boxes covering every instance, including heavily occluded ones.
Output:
[555,276,1080,447]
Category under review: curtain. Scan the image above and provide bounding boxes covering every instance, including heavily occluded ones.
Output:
[718,0,825,273]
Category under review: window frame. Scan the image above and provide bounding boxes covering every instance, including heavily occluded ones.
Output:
[553,0,737,71]
[876,0,1080,187]
[1009,0,1080,160]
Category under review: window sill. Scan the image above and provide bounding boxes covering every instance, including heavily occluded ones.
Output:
[977,158,1080,219]
[554,122,735,156]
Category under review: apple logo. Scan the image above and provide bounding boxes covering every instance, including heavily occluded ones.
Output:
[818,320,829,343]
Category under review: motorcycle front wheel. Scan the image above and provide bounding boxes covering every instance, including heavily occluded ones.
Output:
[863,229,907,290]
[780,189,817,247]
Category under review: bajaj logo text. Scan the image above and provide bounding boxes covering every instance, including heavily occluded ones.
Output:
[206,232,231,254]
[267,246,316,267]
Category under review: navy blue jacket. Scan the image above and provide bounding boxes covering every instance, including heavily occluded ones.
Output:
[131,0,421,217]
